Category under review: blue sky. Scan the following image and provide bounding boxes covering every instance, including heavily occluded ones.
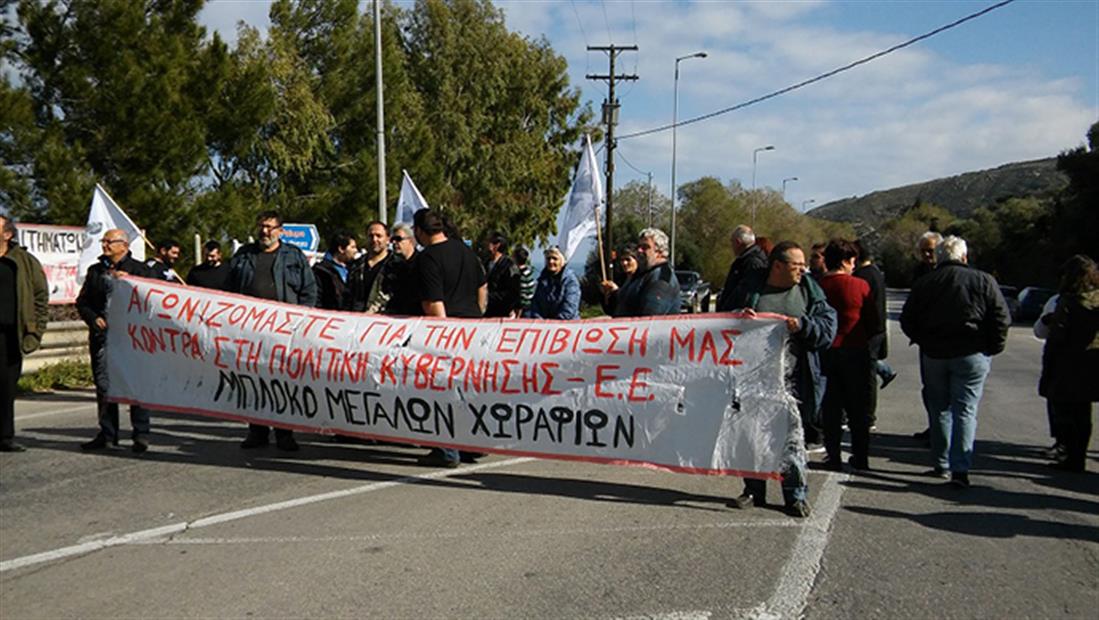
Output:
[199,0,1097,215]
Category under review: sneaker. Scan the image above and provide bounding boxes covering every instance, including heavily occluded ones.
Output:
[786,500,811,518]
[459,451,485,464]
[925,467,950,480]
[275,435,300,452]
[81,434,109,451]
[0,440,26,453]
[417,450,459,468]
[728,492,766,509]
[1045,442,1067,461]
[880,371,897,390]
[131,437,148,454]
[240,433,269,449]
[806,443,826,455]
[950,472,971,488]
[818,458,844,472]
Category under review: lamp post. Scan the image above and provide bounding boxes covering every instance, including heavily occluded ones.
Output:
[782,176,798,198]
[802,199,816,212]
[670,51,707,268]
[751,145,774,226]
[374,0,387,223]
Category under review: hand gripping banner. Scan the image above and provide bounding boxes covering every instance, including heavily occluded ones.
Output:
[106,276,796,479]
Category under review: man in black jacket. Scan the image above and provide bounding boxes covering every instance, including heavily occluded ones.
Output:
[77,229,154,453]
[186,241,231,290]
[900,235,1010,488]
[716,225,769,312]
[483,231,520,318]
[313,231,357,311]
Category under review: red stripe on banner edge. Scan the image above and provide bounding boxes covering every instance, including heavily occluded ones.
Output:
[108,396,783,481]
[113,274,788,324]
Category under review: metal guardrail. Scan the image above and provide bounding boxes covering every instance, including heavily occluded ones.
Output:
[24,320,89,373]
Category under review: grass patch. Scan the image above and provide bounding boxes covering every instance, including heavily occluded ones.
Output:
[18,359,94,394]
[580,303,606,319]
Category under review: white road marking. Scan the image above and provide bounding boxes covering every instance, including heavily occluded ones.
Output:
[15,402,96,421]
[0,457,534,573]
[130,519,801,546]
[755,473,849,619]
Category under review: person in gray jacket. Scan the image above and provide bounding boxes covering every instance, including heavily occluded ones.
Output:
[227,210,318,451]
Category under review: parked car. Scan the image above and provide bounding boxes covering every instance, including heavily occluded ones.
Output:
[1016,286,1057,322]
[675,270,711,313]
[999,285,1021,322]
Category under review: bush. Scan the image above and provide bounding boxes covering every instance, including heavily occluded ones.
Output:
[17,360,94,394]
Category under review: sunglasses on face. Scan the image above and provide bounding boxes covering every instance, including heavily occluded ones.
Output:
[392,236,410,242]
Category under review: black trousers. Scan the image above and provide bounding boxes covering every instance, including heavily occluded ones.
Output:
[90,333,149,441]
[0,326,21,442]
[822,347,874,467]
[1048,401,1093,467]
[247,424,294,441]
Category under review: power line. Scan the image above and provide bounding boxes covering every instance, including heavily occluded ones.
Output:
[600,0,614,45]
[616,147,648,177]
[618,0,1017,141]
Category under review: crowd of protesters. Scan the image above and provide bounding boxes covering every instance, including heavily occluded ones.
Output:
[1,210,1095,518]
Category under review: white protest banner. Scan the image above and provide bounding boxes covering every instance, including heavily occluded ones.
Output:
[106,276,795,478]
[78,184,145,286]
[395,169,430,226]
[555,134,603,262]
[17,224,85,304]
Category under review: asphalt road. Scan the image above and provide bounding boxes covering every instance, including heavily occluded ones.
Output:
[2,294,1096,619]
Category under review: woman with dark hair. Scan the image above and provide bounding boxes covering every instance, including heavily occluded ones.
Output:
[1035,254,1099,472]
[601,244,638,314]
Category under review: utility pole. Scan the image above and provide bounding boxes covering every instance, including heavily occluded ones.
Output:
[374,0,387,224]
[646,171,654,227]
[586,44,637,273]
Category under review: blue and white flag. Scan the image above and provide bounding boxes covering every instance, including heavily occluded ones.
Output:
[395,170,429,226]
[77,184,145,285]
[555,134,604,262]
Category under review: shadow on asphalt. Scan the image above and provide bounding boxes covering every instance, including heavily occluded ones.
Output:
[17,411,748,512]
[834,431,1099,543]
[16,389,96,403]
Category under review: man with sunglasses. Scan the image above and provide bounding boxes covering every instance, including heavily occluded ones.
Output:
[380,222,421,316]
[227,211,318,452]
[77,229,154,453]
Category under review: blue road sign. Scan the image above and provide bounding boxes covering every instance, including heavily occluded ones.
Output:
[281,223,319,253]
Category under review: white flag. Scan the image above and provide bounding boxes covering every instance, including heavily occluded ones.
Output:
[395,170,430,226]
[77,184,145,285]
[555,134,604,262]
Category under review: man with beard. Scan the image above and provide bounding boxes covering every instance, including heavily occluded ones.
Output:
[146,239,182,283]
[227,211,318,452]
[186,240,231,291]
[600,228,680,317]
[346,221,391,313]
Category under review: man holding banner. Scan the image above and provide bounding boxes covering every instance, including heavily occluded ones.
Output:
[228,211,318,452]
[723,241,837,517]
[77,229,154,453]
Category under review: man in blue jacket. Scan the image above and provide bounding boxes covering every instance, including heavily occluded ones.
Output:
[724,241,837,517]
[228,211,318,451]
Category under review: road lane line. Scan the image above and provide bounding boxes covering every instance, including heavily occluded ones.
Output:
[757,473,848,619]
[0,456,533,573]
[131,519,801,545]
[15,402,97,421]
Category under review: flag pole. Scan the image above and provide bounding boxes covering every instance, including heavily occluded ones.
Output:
[593,198,607,282]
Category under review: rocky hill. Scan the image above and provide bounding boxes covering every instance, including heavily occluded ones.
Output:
[808,158,1069,229]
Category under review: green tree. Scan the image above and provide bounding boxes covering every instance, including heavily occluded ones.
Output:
[404,0,593,244]
[612,179,670,230]
[7,0,226,241]
[1054,121,1099,264]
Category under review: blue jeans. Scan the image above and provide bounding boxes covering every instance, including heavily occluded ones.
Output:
[919,352,991,473]
[744,407,809,505]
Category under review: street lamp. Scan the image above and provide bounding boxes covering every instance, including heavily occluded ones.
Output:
[802,199,816,212]
[782,176,798,198]
[670,51,707,268]
[750,145,775,226]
